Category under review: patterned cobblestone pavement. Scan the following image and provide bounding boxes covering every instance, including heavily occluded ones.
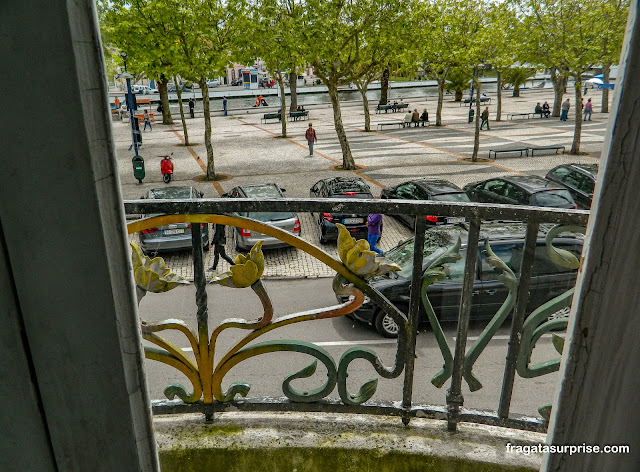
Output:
[118,86,606,280]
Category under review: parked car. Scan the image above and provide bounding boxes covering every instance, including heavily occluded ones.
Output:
[206,79,220,88]
[138,187,209,253]
[231,78,242,86]
[381,179,469,228]
[167,83,192,93]
[545,163,598,209]
[342,222,584,337]
[464,175,577,209]
[310,177,376,244]
[223,184,301,251]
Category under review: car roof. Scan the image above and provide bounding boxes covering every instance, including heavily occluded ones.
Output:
[423,222,584,247]
[408,179,465,194]
[148,187,194,199]
[500,175,565,192]
[234,183,283,198]
[562,163,599,177]
[321,177,371,193]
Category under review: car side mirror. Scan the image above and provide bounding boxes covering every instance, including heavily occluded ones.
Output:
[280,188,287,192]
[221,192,229,198]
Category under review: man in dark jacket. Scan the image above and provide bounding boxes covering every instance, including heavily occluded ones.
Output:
[480,107,490,130]
[188,98,195,118]
[208,224,234,271]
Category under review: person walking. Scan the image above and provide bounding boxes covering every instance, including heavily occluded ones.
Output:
[222,96,228,116]
[480,106,490,130]
[188,98,195,118]
[584,98,592,121]
[305,123,317,156]
[366,214,384,255]
[560,99,570,121]
[143,109,152,131]
[207,224,234,272]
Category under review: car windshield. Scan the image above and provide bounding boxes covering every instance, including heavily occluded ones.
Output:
[384,229,463,278]
[431,192,471,202]
[531,189,575,207]
[149,187,192,199]
[244,212,296,222]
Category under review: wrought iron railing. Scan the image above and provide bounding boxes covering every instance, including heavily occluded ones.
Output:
[124,197,589,433]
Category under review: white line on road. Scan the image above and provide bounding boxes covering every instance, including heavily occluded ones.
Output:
[172,333,553,352]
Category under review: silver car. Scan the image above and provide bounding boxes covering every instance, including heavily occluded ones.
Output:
[223,184,301,251]
[138,187,209,253]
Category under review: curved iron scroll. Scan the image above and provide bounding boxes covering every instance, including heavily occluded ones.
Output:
[128,214,408,405]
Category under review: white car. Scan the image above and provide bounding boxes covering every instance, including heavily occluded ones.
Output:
[206,79,220,88]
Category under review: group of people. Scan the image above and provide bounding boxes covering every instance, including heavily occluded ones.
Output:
[534,101,552,118]
[403,108,429,127]
[560,97,594,121]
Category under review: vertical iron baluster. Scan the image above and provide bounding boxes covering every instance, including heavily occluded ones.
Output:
[402,215,427,426]
[447,218,481,432]
[498,222,539,419]
[191,223,213,420]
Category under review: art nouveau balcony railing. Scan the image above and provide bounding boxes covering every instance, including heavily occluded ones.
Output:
[123,197,589,434]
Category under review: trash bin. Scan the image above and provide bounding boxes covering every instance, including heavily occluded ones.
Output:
[468,108,475,123]
[132,155,145,184]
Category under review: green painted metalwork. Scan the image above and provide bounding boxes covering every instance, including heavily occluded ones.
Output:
[421,237,461,388]
[129,214,409,407]
[463,240,518,392]
[516,225,585,380]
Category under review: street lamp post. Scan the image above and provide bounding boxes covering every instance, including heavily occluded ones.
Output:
[119,51,139,157]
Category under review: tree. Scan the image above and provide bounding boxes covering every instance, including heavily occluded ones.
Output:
[163,0,245,179]
[102,0,178,125]
[502,67,535,97]
[445,68,473,101]
[246,0,305,138]
[301,0,397,169]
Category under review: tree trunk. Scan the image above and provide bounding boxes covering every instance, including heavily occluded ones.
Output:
[472,74,481,162]
[199,78,216,179]
[601,63,611,113]
[512,85,520,98]
[454,90,463,101]
[551,69,564,117]
[570,79,583,154]
[157,75,173,124]
[174,75,189,146]
[288,71,297,113]
[495,71,502,121]
[380,68,389,104]
[278,73,287,138]
[359,84,371,131]
[327,82,355,169]
[436,78,445,126]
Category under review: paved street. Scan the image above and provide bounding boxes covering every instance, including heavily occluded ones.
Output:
[116,86,605,280]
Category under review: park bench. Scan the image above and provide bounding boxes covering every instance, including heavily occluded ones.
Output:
[288,110,309,121]
[376,121,405,130]
[394,103,409,112]
[527,145,565,156]
[261,113,281,123]
[461,97,491,106]
[506,113,534,120]
[376,104,394,113]
[488,147,529,159]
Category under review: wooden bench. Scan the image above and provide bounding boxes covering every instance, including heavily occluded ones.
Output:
[488,148,529,159]
[394,103,409,112]
[528,145,565,156]
[261,113,281,123]
[288,111,308,121]
[507,113,534,120]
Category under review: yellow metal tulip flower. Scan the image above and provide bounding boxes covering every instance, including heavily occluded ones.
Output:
[336,224,400,277]
[130,242,189,303]
[211,240,265,288]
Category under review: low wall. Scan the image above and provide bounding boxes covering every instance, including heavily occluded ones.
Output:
[154,412,544,472]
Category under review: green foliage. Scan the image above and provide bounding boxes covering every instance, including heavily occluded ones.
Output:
[445,68,473,97]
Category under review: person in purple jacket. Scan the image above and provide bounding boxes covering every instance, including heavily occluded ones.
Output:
[366,214,384,255]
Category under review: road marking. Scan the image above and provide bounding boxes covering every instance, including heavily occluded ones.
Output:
[170,333,555,352]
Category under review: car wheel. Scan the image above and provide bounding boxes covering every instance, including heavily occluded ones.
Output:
[374,311,400,338]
